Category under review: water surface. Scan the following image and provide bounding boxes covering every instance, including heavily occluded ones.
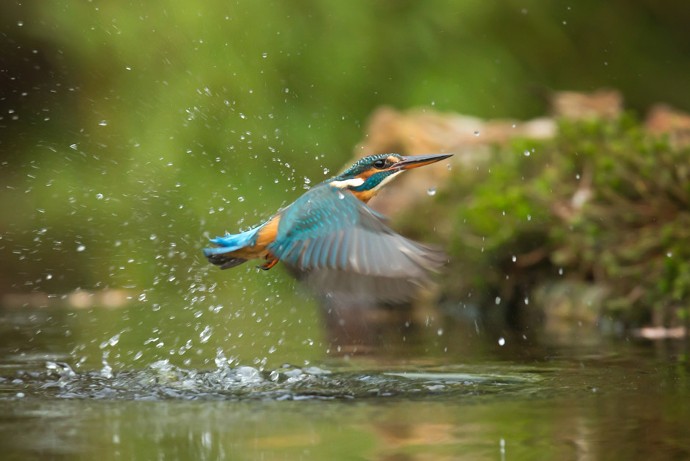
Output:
[0,305,688,460]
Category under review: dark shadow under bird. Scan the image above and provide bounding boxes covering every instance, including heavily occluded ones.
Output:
[203,153,452,303]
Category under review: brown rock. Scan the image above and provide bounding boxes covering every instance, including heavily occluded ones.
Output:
[351,106,555,216]
[645,103,690,148]
[550,89,623,120]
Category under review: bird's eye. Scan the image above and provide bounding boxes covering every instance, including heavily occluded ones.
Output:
[373,159,386,169]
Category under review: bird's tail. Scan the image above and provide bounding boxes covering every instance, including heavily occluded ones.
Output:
[203,228,258,270]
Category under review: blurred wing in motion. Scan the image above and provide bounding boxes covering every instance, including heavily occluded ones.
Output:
[269,185,447,303]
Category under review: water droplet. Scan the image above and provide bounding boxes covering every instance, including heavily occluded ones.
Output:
[437,328,444,336]
[667,252,673,258]
[558,267,564,275]
[473,130,480,136]
[100,360,113,379]
[237,196,245,202]
[98,120,108,127]
[427,187,437,196]
[199,325,213,344]
[45,274,53,280]
[498,337,506,346]
[100,333,121,349]
[76,244,86,252]
[70,143,78,150]
[261,52,268,59]
[495,296,501,305]
[337,191,345,200]
[512,255,517,262]
[96,193,104,200]
[523,150,530,157]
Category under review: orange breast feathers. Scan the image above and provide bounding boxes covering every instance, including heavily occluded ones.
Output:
[229,214,281,261]
[349,188,376,203]
[255,214,280,248]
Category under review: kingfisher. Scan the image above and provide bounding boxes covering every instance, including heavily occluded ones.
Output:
[203,153,452,302]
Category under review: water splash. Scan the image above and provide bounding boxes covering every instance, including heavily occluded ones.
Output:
[0,361,542,401]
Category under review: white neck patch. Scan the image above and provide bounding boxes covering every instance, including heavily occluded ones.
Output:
[329,177,365,189]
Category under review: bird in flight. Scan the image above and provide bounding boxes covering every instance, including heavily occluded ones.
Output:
[204,153,452,303]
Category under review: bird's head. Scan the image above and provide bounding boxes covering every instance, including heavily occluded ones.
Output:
[328,153,452,202]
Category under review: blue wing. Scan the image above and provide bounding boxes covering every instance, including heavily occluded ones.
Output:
[269,185,447,302]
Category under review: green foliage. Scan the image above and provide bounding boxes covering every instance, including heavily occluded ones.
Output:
[415,117,690,325]
[438,140,557,306]
[553,118,690,320]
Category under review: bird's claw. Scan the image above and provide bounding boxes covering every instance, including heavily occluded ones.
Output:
[258,257,279,271]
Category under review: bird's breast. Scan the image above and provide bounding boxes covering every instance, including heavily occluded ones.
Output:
[255,214,281,248]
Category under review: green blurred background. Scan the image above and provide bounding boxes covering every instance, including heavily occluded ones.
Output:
[3,0,690,292]
[2,1,690,366]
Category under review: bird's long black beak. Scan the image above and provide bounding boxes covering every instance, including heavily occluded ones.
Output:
[394,153,453,170]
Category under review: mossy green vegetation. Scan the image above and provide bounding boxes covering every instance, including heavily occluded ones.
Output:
[403,116,690,328]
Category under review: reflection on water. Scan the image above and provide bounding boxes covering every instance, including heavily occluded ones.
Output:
[0,304,689,460]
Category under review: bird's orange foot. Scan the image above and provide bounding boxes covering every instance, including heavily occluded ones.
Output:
[258,257,279,271]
